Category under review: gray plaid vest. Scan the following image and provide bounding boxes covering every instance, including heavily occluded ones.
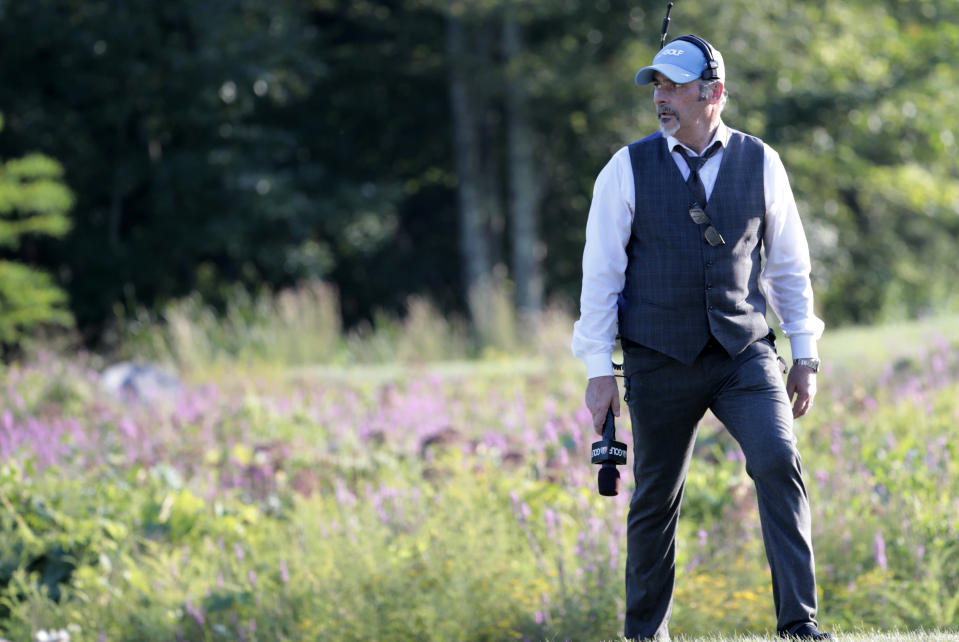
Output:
[618,130,769,365]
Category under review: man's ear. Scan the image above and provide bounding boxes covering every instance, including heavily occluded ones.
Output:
[710,81,725,104]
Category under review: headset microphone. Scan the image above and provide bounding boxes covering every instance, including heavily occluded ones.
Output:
[660,2,674,49]
[592,408,628,496]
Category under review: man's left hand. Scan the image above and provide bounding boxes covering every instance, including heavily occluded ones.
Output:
[786,365,817,418]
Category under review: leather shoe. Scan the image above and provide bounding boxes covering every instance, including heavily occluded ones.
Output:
[778,623,833,639]
[778,623,833,640]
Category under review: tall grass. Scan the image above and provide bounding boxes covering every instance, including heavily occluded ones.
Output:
[111,280,577,373]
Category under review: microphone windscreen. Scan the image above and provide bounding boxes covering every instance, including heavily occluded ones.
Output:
[598,465,620,496]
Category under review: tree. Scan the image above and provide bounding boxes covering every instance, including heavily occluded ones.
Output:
[0,115,74,346]
[447,1,495,328]
[503,0,544,316]
[0,0,326,337]
[2,0,958,346]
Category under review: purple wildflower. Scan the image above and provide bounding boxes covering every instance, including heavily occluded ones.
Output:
[544,508,557,540]
[874,531,888,570]
[185,599,205,627]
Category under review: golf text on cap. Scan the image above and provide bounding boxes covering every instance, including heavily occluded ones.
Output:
[635,37,724,86]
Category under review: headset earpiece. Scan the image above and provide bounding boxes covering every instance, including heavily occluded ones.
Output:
[670,35,721,82]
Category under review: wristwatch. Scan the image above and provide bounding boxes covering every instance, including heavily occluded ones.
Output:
[793,357,821,373]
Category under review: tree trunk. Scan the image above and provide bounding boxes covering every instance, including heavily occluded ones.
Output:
[503,2,543,315]
[447,2,493,330]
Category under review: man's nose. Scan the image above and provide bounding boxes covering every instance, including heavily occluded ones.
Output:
[653,88,667,105]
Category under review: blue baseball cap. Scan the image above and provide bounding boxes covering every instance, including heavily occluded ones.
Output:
[635,37,725,86]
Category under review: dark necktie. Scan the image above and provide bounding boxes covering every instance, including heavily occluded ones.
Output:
[676,141,722,207]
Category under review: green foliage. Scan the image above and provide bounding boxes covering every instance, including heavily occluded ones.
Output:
[1,316,959,638]
[0,119,74,346]
[0,0,329,336]
[1,0,957,346]
[758,2,959,324]
[0,263,73,346]
[0,462,129,621]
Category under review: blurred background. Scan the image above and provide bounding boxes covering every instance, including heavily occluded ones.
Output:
[2,0,958,360]
[2,3,959,640]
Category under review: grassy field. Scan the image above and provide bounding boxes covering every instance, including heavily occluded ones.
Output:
[1,308,958,640]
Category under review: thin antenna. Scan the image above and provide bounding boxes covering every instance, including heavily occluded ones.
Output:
[660,2,674,49]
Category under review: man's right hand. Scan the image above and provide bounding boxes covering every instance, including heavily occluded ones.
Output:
[585,375,620,435]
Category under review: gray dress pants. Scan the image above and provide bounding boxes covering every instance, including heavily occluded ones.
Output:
[621,336,819,640]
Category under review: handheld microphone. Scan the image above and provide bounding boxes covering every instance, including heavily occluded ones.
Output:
[592,408,627,496]
[660,2,674,49]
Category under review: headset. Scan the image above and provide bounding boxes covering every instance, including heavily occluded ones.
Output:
[670,35,721,81]
[659,2,721,82]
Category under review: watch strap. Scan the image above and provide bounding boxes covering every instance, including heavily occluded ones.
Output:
[793,357,821,373]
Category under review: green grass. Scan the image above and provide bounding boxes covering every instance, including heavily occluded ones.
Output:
[792,313,959,368]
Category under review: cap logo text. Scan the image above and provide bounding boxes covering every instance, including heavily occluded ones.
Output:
[660,48,685,56]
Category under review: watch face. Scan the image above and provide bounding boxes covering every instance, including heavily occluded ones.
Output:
[795,358,820,372]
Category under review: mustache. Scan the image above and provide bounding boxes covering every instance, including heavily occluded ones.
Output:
[657,107,677,117]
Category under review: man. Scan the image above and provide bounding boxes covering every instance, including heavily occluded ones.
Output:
[571,36,831,640]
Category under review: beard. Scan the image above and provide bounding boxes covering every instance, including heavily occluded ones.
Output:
[658,108,680,136]
[659,119,680,137]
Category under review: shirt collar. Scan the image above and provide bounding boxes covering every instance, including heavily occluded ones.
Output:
[667,122,730,157]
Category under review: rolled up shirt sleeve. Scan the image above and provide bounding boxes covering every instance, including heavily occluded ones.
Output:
[571,147,635,379]
[759,145,825,359]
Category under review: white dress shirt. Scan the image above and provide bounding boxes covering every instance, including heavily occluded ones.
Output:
[571,123,824,379]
